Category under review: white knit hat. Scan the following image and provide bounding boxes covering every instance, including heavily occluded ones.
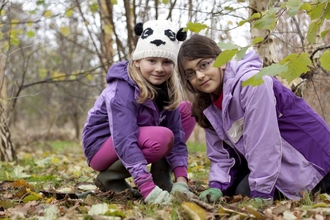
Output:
[132,20,187,65]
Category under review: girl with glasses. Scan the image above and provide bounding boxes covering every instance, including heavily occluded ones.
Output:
[177,34,330,203]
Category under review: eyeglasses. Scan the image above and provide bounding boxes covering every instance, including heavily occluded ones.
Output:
[184,59,215,80]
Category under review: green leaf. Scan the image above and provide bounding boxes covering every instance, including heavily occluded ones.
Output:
[285,0,304,17]
[239,13,261,26]
[252,37,264,44]
[217,42,240,50]
[184,22,209,33]
[300,3,311,11]
[111,0,118,4]
[320,51,330,71]
[23,194,42,202]
[26,30,35,38]
[214,49,238,67]
[36,0,44,5]
[308,2,326,20]
[253,8,276,30]
[236,47,249,61]
[321,29,330,39]
[306,21,320,43]
[279,53,311,83]
[242,63,289,87]
[89,3,99,13]
[325,3,330,19]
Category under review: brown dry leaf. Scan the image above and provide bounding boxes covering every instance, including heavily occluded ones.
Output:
[243,205,265,219]
[182,202,206,220]
[218,205,249,219]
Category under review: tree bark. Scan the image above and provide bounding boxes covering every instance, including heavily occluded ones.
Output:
[0,53,16,162]
[0,102,16,161]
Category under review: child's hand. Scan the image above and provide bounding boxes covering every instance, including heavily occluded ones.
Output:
[145,186,172,205]
[199,188,223,203]
[171,182,198,199]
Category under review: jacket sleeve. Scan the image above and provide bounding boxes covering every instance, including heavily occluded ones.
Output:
[205,128,236,193]
[106,79,149,179]
[163,109,188,175]
[239,75,281,199]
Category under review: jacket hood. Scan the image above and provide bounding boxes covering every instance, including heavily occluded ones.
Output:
[106,60,134,85]
[224,50,263,82]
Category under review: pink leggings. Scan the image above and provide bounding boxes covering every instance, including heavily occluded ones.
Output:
[89,101,196,171]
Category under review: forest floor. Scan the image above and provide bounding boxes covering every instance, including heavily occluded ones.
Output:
[0,140,330,219]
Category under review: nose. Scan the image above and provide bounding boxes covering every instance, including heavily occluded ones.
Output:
[155,62,164,72]
[195,70,205,79]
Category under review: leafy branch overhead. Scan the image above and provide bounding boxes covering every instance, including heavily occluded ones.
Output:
[185,0,330,86]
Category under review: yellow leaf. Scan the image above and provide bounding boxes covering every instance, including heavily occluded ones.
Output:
[60,26,70,37]
[86,73,93,81]
[11,19,19,27]
[44,10,52,18]
[182,202,206,220]
[104,24,113,35]
[65,8,73,17]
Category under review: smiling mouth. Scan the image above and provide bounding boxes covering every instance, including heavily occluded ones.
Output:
[200,80,210,86]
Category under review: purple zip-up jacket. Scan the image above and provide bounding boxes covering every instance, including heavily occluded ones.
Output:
[82,61,188,180]
[205,51,330,200]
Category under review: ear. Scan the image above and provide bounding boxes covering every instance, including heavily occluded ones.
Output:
[176,28,187,41]
[134,22,143,36]
[133,60,140,68]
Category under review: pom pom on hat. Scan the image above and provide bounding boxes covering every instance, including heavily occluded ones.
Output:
[132,20,187,65]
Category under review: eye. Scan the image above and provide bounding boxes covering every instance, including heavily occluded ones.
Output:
[185,70,195,78]
[146,58,156,63]
[163,60,173,65]
[198,61,210,70]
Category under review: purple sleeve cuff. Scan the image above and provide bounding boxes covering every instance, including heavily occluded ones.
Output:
[134,173,156,198]
[173,166,188,180]
[209,182,230,194]
[250,190,274,199]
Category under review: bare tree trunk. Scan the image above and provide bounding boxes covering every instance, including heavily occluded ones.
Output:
[0,53,16,162]
[249,0,278,66]
[0,102,16,161]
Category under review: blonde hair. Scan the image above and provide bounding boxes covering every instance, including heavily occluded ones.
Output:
[128,60,182,110]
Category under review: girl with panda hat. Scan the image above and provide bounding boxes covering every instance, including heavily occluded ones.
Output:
[82,20,197,204]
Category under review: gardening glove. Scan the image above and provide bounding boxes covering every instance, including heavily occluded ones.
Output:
[249,197,273,206]
[171,182,198,199]
[199,188,223,203]
[145,186,173,205]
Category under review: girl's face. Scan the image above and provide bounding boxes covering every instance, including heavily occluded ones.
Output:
[134,57,174,85]
[183,58,224,96]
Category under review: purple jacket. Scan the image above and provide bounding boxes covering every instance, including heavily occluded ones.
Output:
[82,61,188,180]
[205,51,330,200]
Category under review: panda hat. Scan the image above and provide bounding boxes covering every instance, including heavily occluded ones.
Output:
[132,20,187,65]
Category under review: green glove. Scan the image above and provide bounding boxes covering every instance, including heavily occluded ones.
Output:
[199,188,223,203]
[145,186,172,205]
[171,182,198,199]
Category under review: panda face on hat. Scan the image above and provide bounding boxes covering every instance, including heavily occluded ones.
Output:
[132,20,187,65]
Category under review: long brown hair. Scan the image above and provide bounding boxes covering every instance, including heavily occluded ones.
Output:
[177,34,222,128]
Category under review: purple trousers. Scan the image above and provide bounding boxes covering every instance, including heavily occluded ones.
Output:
[90,101,196,171]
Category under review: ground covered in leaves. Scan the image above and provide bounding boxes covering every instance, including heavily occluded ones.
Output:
[1,141,330,219]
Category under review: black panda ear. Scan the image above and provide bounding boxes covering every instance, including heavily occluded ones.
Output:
[176,28,187,41]
[134,22,143,36]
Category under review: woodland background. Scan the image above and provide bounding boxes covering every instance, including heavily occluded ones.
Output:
[1,0,330,219]
[0,0,330,156]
